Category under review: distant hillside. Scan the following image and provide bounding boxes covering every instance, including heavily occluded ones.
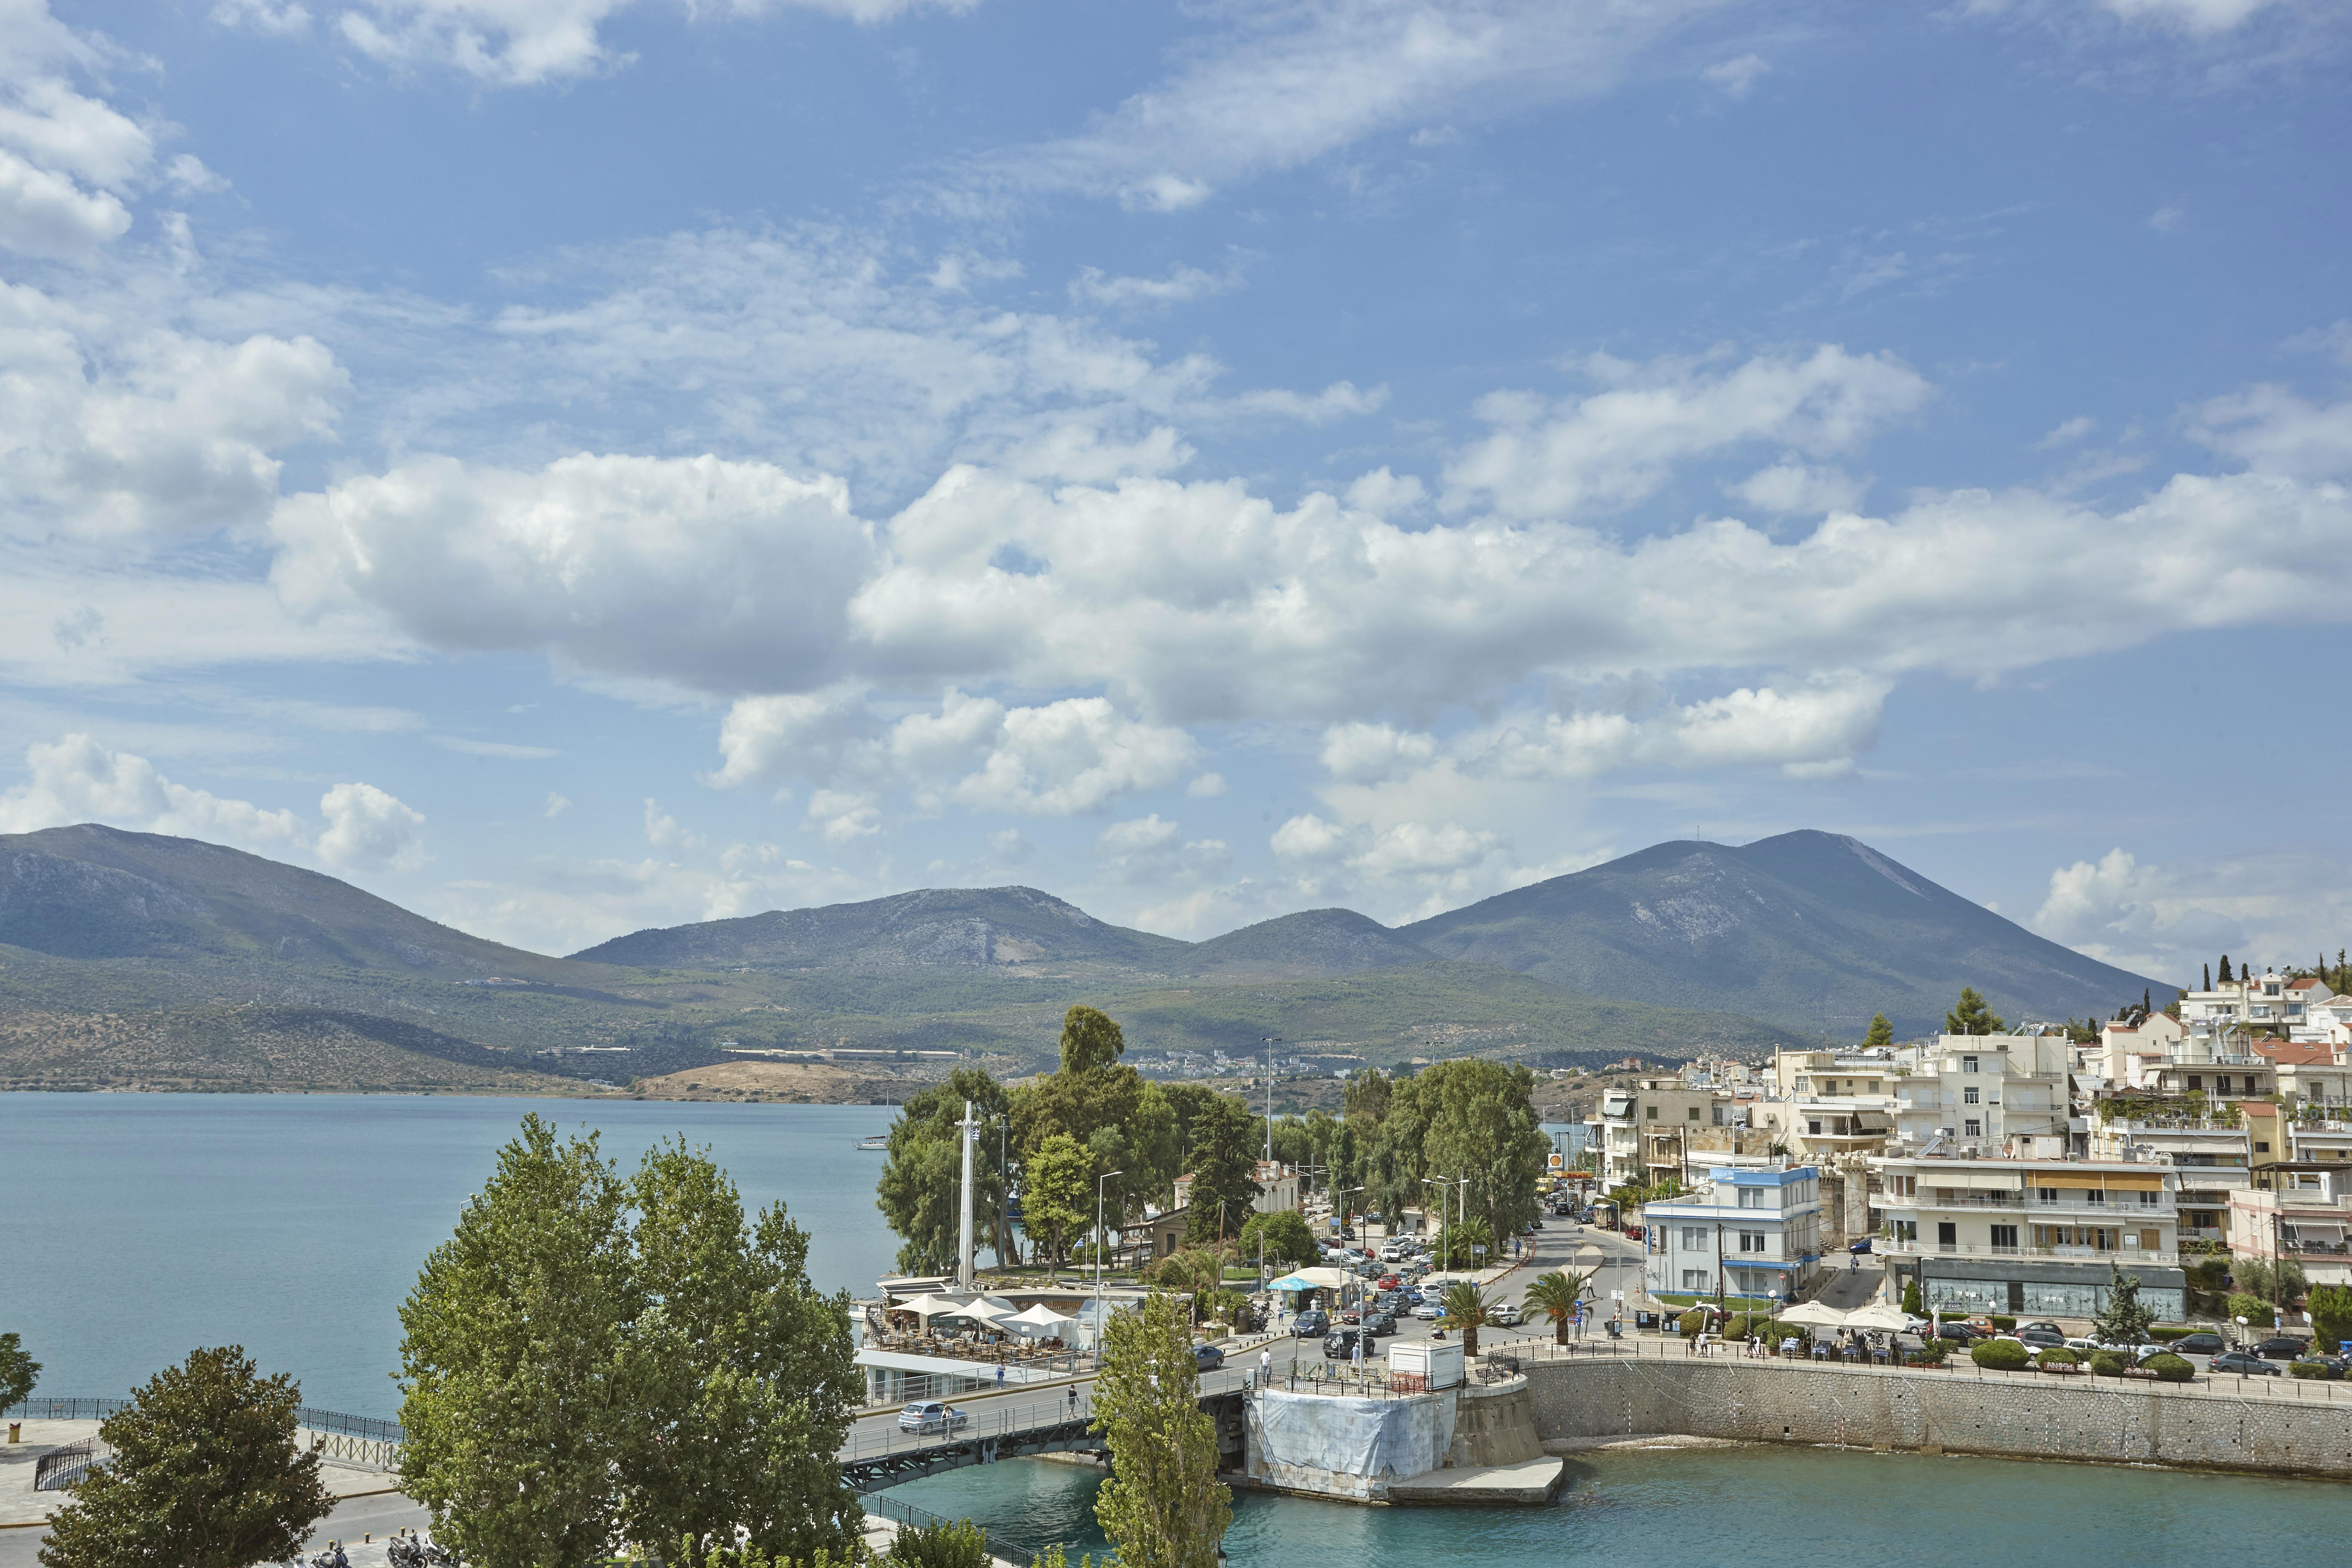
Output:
[1180,908,1431,979]
[572,885,1191,973]
[1402,830,2173,1037]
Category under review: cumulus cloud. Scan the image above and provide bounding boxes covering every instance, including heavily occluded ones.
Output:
[2099,0,2283,33]
[1466,676,1892,781]
[0,733,426,871]
[1725,461,1867,516]
[1069,261,1243,310]
[1442,347,1931,520]
[1096,813,1230,887]
[2031,847,2266,980]
[2189,385,2352,480]
[950,697,1197,816]
[430,841,865,954]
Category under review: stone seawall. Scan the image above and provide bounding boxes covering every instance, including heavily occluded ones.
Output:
[1523,1359,2352,1480]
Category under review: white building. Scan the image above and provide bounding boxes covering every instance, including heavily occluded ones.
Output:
[1586,1080,1730,1189]
[1887,1034,2071,1152]
[1871,1150,2185,1318]
[1641,1165,1824,1304]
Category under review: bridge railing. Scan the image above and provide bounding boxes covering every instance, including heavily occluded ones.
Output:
[865,1490,1039,1568]
[844,1368,1259,1466]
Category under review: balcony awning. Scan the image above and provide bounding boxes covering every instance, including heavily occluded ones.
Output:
[2289,1222,2348,1241]
[2033,1171,2164,1191]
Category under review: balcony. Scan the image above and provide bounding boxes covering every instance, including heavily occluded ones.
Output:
[1885,1193,2173,1217]
[1879,1238,2177,1265]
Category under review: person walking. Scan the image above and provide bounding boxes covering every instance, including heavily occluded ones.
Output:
[1067,1384,1078,1419]
[1259,1346,1273,1389]
[995,1362,1006,1390]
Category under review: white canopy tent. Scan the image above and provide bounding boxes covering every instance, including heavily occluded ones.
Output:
[1773,1301,1850,1330]
[1840,1301,1921,1332]
[1002,1303,1079,1338]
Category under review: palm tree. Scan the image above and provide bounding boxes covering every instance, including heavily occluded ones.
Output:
[1440,1280,1494,1358]
[1522,1267,1596,1346]
[1438,1216,1495,1270]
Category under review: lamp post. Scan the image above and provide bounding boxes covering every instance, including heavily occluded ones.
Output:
[1095,1168,1124,1352]
[1261,1036,1283,1164]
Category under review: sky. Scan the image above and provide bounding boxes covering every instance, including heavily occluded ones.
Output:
[0,0,2347,983]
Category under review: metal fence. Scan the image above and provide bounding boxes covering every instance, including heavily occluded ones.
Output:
[866,1491,1039,1568]
[34,1439,108,1491]
[5,1398,130,1423]
[6,1398,402,1439]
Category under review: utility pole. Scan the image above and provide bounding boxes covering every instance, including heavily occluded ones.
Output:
[1261,1036,1282,1164]
[1095,1168,1124,1343]
[957,1099,979,1292]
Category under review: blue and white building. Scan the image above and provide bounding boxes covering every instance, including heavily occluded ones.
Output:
[1641,1166,1825,1304]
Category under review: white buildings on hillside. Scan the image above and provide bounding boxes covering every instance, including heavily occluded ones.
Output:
[2230,1162,2352,1289]
[1641,1165,1825,1303]
[1886,1034,2070,1152]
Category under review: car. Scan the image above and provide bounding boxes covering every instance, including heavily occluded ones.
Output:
[1361,1310,1398,1336]
[1413,1300,1445,1321]
[1323,1328,1382,1358]
[2017,1329,2066,1350]
[2019,1321,2065,1338]
[2170,1332,2225,1355]
[2212,1349,2282,1375]
[1376,1274,1400,1290]
[1934,1322,1985,1343]
[1527,1219,1544,1231]
[2255,1335,2311,1361]
[1847,1238,1873,1255]
[1192,1344,1226,1372]
[1490,1302,1523,1327]
[1292,1310,1330,1338]
[1339,1307,1362,1324]
[898,1401,968,1434]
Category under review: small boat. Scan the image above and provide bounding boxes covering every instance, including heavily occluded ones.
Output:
[854,1133,890,1152]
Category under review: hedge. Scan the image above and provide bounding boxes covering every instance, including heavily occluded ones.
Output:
[2144,1353,2195,1383]
[1678,1309,1707,1338]
[2087,1349,2130,1377]
[1971,1339,2030,1370]
[2149,1326,2198,1343]
[2289,1360,2341,1381]
[1989,1315,2016,1331]
[2035,1347,2079,1369]
[1905,1338,1951,1366]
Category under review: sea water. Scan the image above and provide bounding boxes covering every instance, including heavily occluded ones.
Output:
[0,1093,896,1415]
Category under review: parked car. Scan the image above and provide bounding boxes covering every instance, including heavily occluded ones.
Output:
[2170,1332,2225,1355]
[1339,1307,1362,1324]
[1413,1300,1445,1321]
[1935,1322,1985,1343]
[1376,1273,1400,1290]
[2017,1328,2066,1350]
[1193,1344,1226,1372]
[1847,1237,1873,1255]
[2062,1335,2099,1353]
[1292,1310,1330,1338]
[1362,1310,1399,1337]
[2212,1349,2281,1375]
[1490,1302,1524,1327]
[2019,1321,2065,1338]
[2256,1336,2311,1360]
[1324,1328,1382,1358]
[898,1401,968,1434]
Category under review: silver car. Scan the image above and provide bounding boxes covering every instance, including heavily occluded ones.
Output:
[897,1400,969,1434]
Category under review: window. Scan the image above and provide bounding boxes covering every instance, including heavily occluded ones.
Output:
[1687,1106,1701,1120]
[1990,1224,2018,1250]
[2256,1141,2272,1153]
[1681,1227,1707,1250]
[2082,1187,2104,1204]
[1681,1270,1709,1291]
[2138,1190,2159,1206]
[1888,1175,1916,1198]
[1737,1187,1764,1209]
[1808,1120,1823,1135]
[2036,1186,2059,1203]
[1646,1106,1658,1121]
[2188,1074,2204,1091]
[1936,1221,1957,1247]
[1892,1219,1917,1243]
[1963,1087,1980,1105]
[1739,1231,1766,1253]
[1963,1056,1980,1073]
[1964,1119,1982,1138]
[1868,1079,1881,1093]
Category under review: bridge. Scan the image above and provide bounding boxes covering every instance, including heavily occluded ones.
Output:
[837,1368,1259,1492]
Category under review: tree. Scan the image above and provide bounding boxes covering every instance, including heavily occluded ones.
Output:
[1236,1209,1317,1273]
[2309,1284,2352,1352]
[1901,1278,1923,1317]
[1363,1059,1548,1244]
[1148,1246,1231,1323]
[1436,1216,1495,1270]
[1523,1269,1595,1346]
[2203,963,2213,992]
[2091,1265,2155,1347]
[1944,987,2005,1036]
[1182,1095,1263,1243]
[1090,1292,1229,1568]
[877,1068,1016,1275]
[0,1332,38,1411]
[398,1115,638,1568]
[1059,1005,1128,1074]
[621,1139,863,1565]
[1439,1280,1494,1358]
[885,1517,993,1568]
[1863,1013,1895,1048]
[1022,1134,1095,1281]
[38,1345,331,1568]
[2220,954,2234,985]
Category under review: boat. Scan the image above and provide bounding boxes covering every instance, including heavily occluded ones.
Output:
[854,1133,890,1152]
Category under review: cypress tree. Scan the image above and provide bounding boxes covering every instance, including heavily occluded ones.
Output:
[2203,964,2212,992]
[2220,955,2234,985]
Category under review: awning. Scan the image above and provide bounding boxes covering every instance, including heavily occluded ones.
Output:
[2033,1171,2164,1191]
[2290,1222,2348,1241]
[1268,1266,1354,1292]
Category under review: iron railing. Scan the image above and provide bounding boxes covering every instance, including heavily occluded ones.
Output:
[865,1490,1038,1567]
[34,1439,108,1491]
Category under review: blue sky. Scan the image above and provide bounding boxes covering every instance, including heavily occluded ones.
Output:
[0,0,2347,983]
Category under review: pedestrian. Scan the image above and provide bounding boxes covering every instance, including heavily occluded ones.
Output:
[1067,1384,1078,1418]
[1260,1347,1272,1388]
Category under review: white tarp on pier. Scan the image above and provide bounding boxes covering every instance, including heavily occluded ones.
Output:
[1251,1389,1455,1480]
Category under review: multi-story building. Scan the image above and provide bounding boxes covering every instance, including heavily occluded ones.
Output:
[1886,1034,2071,1151]
[2230,1162,2352,1288]
[1587,1080,1729,1189]
[1870,1150,2185,1319]
[1641,1165,1824,1303]
[1771,1046,1909,1100]
[1763,1094,1897,1162]
[2086,1118,2251,1242]
[2182,970,2333,1035]
[2258,1040,2352,1109]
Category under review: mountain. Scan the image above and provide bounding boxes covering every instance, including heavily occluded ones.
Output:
[1180,908,1433,980]
[0,824,600,981]
[572,885,1192,972]
[1401,829,2172,1037]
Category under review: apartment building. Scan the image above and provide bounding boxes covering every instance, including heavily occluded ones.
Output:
[1887,1034,2071,1150]
[2258,1040,2352,1108]
[2231,1162,2352,1288]
[1870,1150,2186,1318]
[1641,1165,1824,1303]
[1587,1081,1729,1189]
[2086,1119,2251,1242]
[1771,1046,1908,1099]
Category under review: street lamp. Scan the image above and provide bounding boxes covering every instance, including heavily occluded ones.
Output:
[1095,1169,1124,1349]
[1423,1175,1469,1276]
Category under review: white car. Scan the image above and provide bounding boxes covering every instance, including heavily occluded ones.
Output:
[897,1401,968,1434]
[1490,1303,1523,1327]
[1413,1300,1445,1321]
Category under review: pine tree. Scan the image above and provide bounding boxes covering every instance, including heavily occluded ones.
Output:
[1944,987,2005,1036]
[1090,1292,1229,1568]
[1863,1013,1895,1048]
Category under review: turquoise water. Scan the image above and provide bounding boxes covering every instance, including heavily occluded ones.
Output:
[892,1445,2349,1566]
[0,1093,896,1415]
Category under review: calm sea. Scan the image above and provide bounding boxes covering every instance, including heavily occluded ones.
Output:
[0,1093,897,1416]
[898,1444,2352,1566]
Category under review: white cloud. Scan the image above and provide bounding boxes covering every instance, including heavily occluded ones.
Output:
[1095,812,1230,889]
[2147,204,2184,232]
[643,796,700,850]
[0,146,128,258]
[2032,847,2248,980]
[2287,321,2352,368]
[1442,347,1932,520]
[986,0,1724,209]
[428,842,865,954]
[1725,461,1867,516]
[318,780,428,870]
[1271,813,1351,861]
[542,791,570,817]
[1069,262,1243,310]
[1320,721,1439,784]
[211,1,315,36]
[0,733,426,872]
[431,736,559,758]
[1184,771,1227,798]
[1466,676,1891,781]
[332,0,978,87]
[1700,53,1768,97]
[1343,466,1428,514]
[802,788,880,842]
[950,697,1196,816]
[2035,415,2096,449]
[2100,0,2283,33]
[2189,385,2352,480]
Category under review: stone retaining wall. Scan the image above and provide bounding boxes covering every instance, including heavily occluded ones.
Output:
[1523,1358,2352,1479]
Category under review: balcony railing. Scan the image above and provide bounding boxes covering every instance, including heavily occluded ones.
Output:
[1878,1238,2177,1264]
[1884,1194,2174,1216]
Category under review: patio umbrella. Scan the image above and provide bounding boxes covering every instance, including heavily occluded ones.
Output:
[1840,1301,1918,1333]
[1003,1303,1078,1337]
[1773,1301,1850,1329]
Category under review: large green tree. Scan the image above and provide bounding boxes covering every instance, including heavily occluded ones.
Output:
[1863,1013,1895,1047]
[2092,1265,2156,1347]
[1091,1292,1229,1568]
[622,1139,863,1565]
[1016,1008,1177,1214]
[1364,1059,1547,1243]
[1237,1208,1318,1273]
[1523,1268,1596,1346]
[0,1331,38,1410]
[1944,987,2006,1036]
[39,1346,332,1568]
[876,1068,1016,1274]
[1023,1133,1096,1280]
[1182,1094,1263,1242]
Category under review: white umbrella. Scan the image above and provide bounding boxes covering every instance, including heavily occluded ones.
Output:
[1004,1303,1078,1337]
[1840,1301,1918,1332]
[1774,1301,1850,1329]
[891,1293,970,1322]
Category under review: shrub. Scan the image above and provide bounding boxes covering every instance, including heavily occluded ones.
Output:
[1905,1337,1950,1366]
[2149,1325,2195,1342]
[2087,1349,2130,1377]
[2144,1353,2194,1383]
[2310,1284,2352,1352]
[1971,1339,2029,1370]
[1901,1279,1923,1317]
[887,1517,992,1568]
[2289,1360,2340,1381]
[1990,1315,2016,1331]
[2035,1347,2079,1370]
[1678,1309,1707,1338]
[2227,1293,2276,1330]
